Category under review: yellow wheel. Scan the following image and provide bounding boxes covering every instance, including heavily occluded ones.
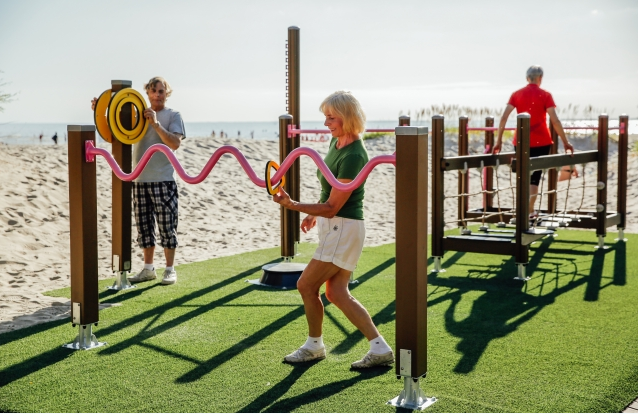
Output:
[108,88,149,144]
[265,160,286,195]
[93,89,112,143]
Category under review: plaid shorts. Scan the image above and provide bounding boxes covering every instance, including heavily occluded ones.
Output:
[133,181,179,249]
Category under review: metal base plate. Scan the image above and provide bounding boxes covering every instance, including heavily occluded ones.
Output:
[107,271,136,291]
[63,325,106,350]
[246,262,306,289]
[388,377,437,410]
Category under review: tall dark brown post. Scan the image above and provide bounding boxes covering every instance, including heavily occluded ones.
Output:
[484,117,494,210]
[110,80,133,274]
[547,121,559,213]
[458,116,469,224]
[431,116,445,260]
[617,115,628,232]
[287,26,301,246]
[279,114,296,258]
[515,114,531,266]
[395,125,429,379]
[399,115,410,126]
[68,126,99,325]
[596,114,609,239]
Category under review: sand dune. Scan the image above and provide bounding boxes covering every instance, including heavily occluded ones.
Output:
[0,134,636,333]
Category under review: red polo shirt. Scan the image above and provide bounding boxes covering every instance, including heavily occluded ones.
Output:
[508,84,556,147]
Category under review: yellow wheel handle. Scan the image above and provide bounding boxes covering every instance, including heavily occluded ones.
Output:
[94,89,112,143]
[107,88,149,144]
[265,160,286,195]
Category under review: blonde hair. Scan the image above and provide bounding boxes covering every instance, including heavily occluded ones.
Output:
[144,76,173,98]
[319,91,366,136]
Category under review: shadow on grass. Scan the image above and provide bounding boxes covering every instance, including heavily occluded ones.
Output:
[612,240,626,286]
[428,236,610,374]
[176,257,396,383]
[0,262,274,388]
[244,365,392,413]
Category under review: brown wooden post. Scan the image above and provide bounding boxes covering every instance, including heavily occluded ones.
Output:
[617,115,628,241]
[287,26,301,246]
[279,114,296,258]
[431,116,445,272]
[110,80,133,288]
[399,115,410,126]
[65,125,105,349]
[391,125,435,409]
[484,117,494,210]
[458,116,469,225]
[514,114,531,279]
[547,121,559,213]
[595,114,609,249]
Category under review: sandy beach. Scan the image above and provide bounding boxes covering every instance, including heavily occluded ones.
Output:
[1,134,636,334]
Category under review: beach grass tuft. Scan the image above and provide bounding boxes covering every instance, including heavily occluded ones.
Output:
[0,230,636,412]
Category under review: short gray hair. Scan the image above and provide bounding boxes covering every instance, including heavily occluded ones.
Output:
[526,65,544,82]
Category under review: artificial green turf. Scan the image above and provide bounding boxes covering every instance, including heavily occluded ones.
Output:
[0,230,636,412]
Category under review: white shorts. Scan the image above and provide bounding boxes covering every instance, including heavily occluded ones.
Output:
[313,216,365,272]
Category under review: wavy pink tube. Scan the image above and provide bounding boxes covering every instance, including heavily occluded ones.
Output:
[85,141,396,192]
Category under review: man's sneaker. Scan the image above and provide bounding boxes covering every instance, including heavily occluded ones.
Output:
[128,268,157,283]
[161,269,177,285]
[351,351,395,369]
[283,347,326,363]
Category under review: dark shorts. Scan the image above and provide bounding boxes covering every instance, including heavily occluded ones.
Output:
[513,145,552,186]
[133,181,179,249]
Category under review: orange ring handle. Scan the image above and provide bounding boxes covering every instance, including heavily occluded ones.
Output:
[265,160,286,195]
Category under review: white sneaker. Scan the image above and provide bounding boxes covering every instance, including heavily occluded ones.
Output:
[128,268,157,283]
[161,269,177,285]
[351,351,394,369]
[284,347,326,363]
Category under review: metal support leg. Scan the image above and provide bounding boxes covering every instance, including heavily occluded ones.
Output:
[388,377,437,410]
[349,271,359,284]
[594,235,610,250]
[514,263,530,281]
[615,228,627,242]
[63,324,106,350]
[108,255,135,291]
[431,257,446,273]
[283,256,293,262]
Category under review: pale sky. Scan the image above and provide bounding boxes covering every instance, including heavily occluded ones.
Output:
[0,0,637,123]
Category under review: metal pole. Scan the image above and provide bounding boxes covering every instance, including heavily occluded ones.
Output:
[278,114,296,259]
[514,114,531,280]
[431,116,445,272]
[64,125,105,350]
[109,80,134,291]
[287,26,301,246]
[484,116,494,210]
[458,117,469,227]
[595,114,609,250]
[616,114,628,242]
[389,125,435,410]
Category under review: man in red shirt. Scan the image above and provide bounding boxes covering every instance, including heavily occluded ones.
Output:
[492,65,574,216]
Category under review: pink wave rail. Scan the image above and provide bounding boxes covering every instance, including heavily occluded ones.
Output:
[468,122,625,133]
[84,140,396,192]
[287,125,400,138]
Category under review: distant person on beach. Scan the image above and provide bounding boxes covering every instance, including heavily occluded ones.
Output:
[39,133,43,143]
[211,130,215,138]
[238,130,241,138]
[492,65,575,216]
[250,131,254,139]
[91,76,185,285]
[272,91,394,369]
[51,132,58,145]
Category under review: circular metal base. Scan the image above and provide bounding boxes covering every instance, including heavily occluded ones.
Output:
[247,262,306,289]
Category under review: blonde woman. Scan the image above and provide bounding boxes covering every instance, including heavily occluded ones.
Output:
[273,91,394,368]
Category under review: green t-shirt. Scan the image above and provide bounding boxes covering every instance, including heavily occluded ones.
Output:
[317,138,369,220]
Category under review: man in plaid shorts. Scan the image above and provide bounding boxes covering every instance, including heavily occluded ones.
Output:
[93,76,185,285]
